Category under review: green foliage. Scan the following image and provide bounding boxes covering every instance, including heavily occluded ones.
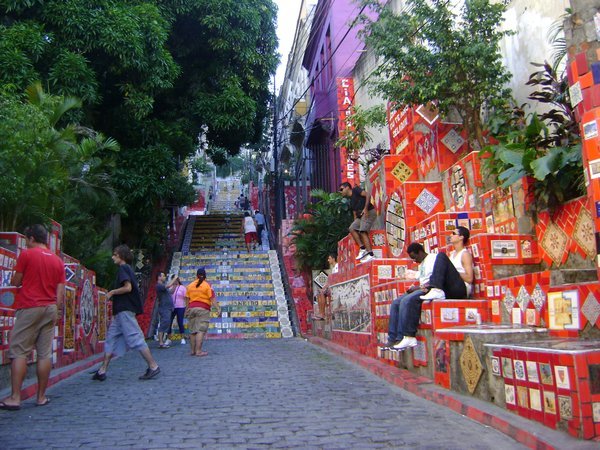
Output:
[0,0,278,272]
[215,155,245,177]
[358,0,512,148]
[190,156,213,175]
[335,105,386,152]
[483,13,583,212]
[290,190,352,271]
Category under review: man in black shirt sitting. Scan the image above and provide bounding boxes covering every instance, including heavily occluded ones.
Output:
[339,182,377,262]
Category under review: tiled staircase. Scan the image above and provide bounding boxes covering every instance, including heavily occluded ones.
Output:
[171,179,293,339]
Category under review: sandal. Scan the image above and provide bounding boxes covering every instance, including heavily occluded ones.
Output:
[36,397,51,407]
[0,401,21,411]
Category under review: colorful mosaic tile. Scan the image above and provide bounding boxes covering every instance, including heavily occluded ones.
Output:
[531,284,546,312]
[582,292,600,327]
[313,271,328,289]
[516,286,531,312]
[391,160,414,184]
[558,395,573,420]
[573,207,596,258]
[539,222,568,266]
[503,288,516,314]
[441,128,465,153]
[414,188,440,215]
[459,336,483,394]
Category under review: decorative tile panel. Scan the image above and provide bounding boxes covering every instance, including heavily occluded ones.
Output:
[582,292,600,326]
[503,289,516,314]
[441,128,465,153]
[516,286,531,312]
[414,189,440,215]
[573,207,596,258]
[539,222,568,266]
[531,284,546,312]
[459,336,483,394]
[391,160,414,184]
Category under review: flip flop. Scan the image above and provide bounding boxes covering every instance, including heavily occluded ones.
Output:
[194,351,208,357]
[0,401,21,411]
[36,397,51,407]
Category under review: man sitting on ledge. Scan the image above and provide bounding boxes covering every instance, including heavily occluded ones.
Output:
[385,242,468,351]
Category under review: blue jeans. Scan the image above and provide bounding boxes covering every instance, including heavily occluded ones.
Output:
[168,307,186,335]
[388,253,467,341]
[388,290,423,343]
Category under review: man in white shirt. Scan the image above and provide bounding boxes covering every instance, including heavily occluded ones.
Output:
[386,243,467,351]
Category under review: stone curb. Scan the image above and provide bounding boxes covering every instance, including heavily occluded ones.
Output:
[306,336,599,450]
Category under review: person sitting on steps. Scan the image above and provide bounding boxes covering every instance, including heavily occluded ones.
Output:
[385,242,468,351]
[449,226,474,298]
[338,182,376,263]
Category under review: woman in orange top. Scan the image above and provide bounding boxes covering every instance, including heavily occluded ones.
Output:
[185,268,220,357]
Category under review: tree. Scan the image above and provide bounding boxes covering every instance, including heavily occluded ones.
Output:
[0,0,278,259]
[358,0,512,149]
[0,83,80,230]
[335,104,387,171]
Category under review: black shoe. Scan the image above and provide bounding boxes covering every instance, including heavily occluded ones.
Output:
[139,366,160,380]
[92,370,107,381]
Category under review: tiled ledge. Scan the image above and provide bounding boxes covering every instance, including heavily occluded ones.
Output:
[484,338,600,354]
[436,324,548,335]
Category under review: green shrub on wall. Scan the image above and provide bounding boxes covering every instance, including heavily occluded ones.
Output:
[290,190,352,271]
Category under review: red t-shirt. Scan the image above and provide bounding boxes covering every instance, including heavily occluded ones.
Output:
[14,246,66,309]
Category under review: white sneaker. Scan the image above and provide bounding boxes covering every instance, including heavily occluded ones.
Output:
[393,336,418,350]
[181,338,186,345]
[164,339,172,346]
[421,288,445,300]
[355,249,367,260]
[361,254,374,263]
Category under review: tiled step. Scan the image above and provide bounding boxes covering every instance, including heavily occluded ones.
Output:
[171,211,292,339]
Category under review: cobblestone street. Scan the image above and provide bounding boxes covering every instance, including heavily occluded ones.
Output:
[0,339,529,449]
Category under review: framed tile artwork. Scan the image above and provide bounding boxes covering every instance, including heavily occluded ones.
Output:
[554,366,570,390]
[502,357,514,379]
[558,395,573,420]
[529,388,542,411]
[490,356,501,376]
[539,363,553,386]
[517,386,528,408]
[526,361,539,383]
[543,391,557,415]
[547,290,580,331]
[514,360,526,381]
[505,385,516,405]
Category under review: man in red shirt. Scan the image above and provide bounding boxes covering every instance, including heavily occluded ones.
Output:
[0,224,65,410]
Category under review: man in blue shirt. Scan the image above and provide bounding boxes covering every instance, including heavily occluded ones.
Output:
[254,210,266,246]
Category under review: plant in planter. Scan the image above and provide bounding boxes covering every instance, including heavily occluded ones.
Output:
[290,189,352,271]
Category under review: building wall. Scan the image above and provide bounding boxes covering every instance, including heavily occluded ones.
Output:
[498,0,571,109]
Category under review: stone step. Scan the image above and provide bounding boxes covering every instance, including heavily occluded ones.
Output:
[550,269,598,285]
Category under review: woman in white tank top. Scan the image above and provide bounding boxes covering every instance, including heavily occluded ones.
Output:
[449,226,474,297]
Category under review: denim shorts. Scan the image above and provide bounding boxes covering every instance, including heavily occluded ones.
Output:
[105,311,148,357]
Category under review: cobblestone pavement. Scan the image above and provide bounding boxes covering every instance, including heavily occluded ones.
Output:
[0,339,526,449]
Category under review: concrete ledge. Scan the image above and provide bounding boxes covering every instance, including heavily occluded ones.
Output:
[307,336,600,450]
